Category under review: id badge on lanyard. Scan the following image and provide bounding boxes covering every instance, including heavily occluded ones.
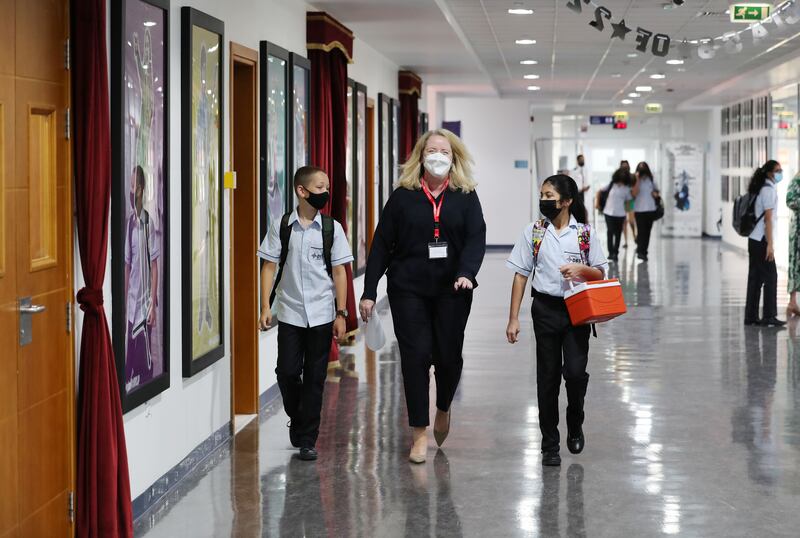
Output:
[423,180,449,260]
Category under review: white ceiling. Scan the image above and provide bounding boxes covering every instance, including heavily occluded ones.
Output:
[312,0,800,110]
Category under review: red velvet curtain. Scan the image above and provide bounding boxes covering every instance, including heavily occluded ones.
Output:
[308,13,358,339]
[73,0,133,536]
[399,71,422,161]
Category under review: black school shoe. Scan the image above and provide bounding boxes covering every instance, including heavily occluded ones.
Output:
[567,428,585,455]
[759,317,787,328]
[542,451,561,466]
[298,447,318,461]
[287,420,300,448]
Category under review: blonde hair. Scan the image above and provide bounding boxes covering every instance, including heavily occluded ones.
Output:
[397,129,477,193]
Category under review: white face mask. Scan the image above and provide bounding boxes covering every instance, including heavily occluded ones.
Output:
[423,152,452,179]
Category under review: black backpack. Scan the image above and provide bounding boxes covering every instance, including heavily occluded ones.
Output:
[598,179,615,212]
[732,192,763,237]
[269,212,334,307]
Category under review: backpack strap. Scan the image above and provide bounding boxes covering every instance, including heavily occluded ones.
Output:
[321,215,334,278]
[269,212,292,308]
[577,224,591,266]
[531,219,548,265]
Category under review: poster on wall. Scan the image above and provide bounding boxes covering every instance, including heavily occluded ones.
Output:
[378,93,391,210]
[181,7,225,376]
[111,0,170,412]
[346,81,355,256]
[356,85,368,275]
[290,53,310,179]
[662,142,704,237]
[260,42,290,242]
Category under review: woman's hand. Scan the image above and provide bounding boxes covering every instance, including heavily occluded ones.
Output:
[506,318,520,344]
[359,299,376,322]
[454,277,474,291]
[559,263,586,281]
[767,243,775,262]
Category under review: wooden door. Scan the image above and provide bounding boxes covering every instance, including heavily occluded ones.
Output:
[0,0,73,536]
[229,43,259,418]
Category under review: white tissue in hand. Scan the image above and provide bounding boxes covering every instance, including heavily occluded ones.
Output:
[365,314,386,351]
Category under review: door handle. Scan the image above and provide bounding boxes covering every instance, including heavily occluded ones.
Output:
[19,304,46,314]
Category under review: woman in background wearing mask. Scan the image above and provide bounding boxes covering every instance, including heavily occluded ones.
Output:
[360,129,487,463]
[745,160,786,327]
[632,161,660,262]
[505,174,608,466]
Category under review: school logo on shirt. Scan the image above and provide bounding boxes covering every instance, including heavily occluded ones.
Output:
[309,247,324,263]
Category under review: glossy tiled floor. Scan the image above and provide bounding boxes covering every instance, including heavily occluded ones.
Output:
[136,237,800,537]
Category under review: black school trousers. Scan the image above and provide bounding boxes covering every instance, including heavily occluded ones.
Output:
[604,215,626,258]
[634,211,657,258]
[276,321,333,447]
[532,291,591,454]
[745,238,778,323]
[389,290,473,427]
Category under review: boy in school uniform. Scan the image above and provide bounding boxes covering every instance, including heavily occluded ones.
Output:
[258,166,353,461]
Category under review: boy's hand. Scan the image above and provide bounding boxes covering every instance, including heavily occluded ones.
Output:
[259,307,272,331]
[454,277,473,291]
[333,316,346,341]
[359,299,375,322]
[147,304,157,326]
[506,319,520,344]
[559,263,585,280]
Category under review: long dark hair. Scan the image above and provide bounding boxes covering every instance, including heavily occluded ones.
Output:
[636,161,653,180]
[748,160,779,195]
[543,174,587,223]
[612,168,631,186]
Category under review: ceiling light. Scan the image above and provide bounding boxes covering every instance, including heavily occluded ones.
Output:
[650,73,666,79]
[621,99,633,104]
[676,68,686,72]
[520,60,538,65]
[516,38,537,45]
[524,74,540,79]
[143,21,156,27]
[611,73,622,78]
[508,8,534,15]
[666,59,684,65]
[627,53,639,58]
[628,92,641,98]
[527,85,541,91]
[636,85,653,92]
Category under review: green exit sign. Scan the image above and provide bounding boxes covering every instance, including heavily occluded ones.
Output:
[730,3,772,22]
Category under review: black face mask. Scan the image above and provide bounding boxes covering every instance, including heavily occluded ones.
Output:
[539,200,563,220]
[305,190,330,210]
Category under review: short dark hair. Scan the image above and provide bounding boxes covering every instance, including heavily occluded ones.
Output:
[294,165,326,188]
[133,165,146,190]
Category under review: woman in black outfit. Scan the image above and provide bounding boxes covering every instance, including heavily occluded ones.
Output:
[632,161,660,261]
[359,129,486,463]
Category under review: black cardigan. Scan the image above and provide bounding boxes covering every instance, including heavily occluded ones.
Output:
[362,186,487,300]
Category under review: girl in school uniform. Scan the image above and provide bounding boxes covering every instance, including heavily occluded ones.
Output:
[599,168,632,262]
[632,161,660,262]
[506,174,609,466]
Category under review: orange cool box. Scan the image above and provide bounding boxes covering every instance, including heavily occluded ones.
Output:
[563,279,627,326]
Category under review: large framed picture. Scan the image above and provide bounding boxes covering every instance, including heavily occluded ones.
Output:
[260,41,290,242]
[289,53,310,181]
[355,84,368,276]
[392,98,401,184]
[378,93,392,211]
[346,79,355,259]
[111,0,170,411]
[181,7,225,377]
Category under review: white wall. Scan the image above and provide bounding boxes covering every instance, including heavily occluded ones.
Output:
[78,0,401,500]
[443,97,538,245]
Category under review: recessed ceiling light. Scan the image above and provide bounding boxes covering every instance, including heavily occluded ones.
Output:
[527,85,541,91]
[621,99,633,104]
[611,73,622,78]
[676,68,686,72]
[143,21,156,27]
[520,60,538,65]
[650,73,666,79]
[627,53,639,58]
[524,74,540,79]
[666,59,684,65]
[636,85,653,92]
[508,8,534,15]
[773,103,786,109]
[628,92,641,98]
[516,38,537,45]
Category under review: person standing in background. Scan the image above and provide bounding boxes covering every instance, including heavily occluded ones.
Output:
[618,160,637,249]
[786,171,800,317]
[572,154,589,203]
[632,162,660,262]
[598,168,632,262]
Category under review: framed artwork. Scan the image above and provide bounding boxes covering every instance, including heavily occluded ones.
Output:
[392,98,401,184]
[346,79,355,257]
[181,7,225,377]
[378,93,392,210]
[260,41,290,243]
[419,112,429,137]
[289,53,310,181]
[111,0,170,411]
[355,83,368,276]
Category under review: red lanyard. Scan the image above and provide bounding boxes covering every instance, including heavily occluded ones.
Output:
[422,179,449,241]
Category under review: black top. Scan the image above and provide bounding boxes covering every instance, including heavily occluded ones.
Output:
[362,186,487,300]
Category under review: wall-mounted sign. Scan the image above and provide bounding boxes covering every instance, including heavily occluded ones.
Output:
[514,160,529,169]
[613,120,628,130]
[645,103,663,113]
[730,3,772,23]
[590,115,615,125]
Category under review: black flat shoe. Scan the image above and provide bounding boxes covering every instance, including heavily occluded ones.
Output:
[759,317,787,328]
[298,447,318,461]
[288,420,300,448]
[567,429,585,455]
[744,319,760,326]
[542,452,561,466]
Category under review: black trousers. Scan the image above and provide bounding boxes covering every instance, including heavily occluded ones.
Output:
[276,321,333,446]
[389,291,473,427]
[604,215,626,258]
[532,292,591,454]
[634,211,657,258]
[745,238,778,322]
